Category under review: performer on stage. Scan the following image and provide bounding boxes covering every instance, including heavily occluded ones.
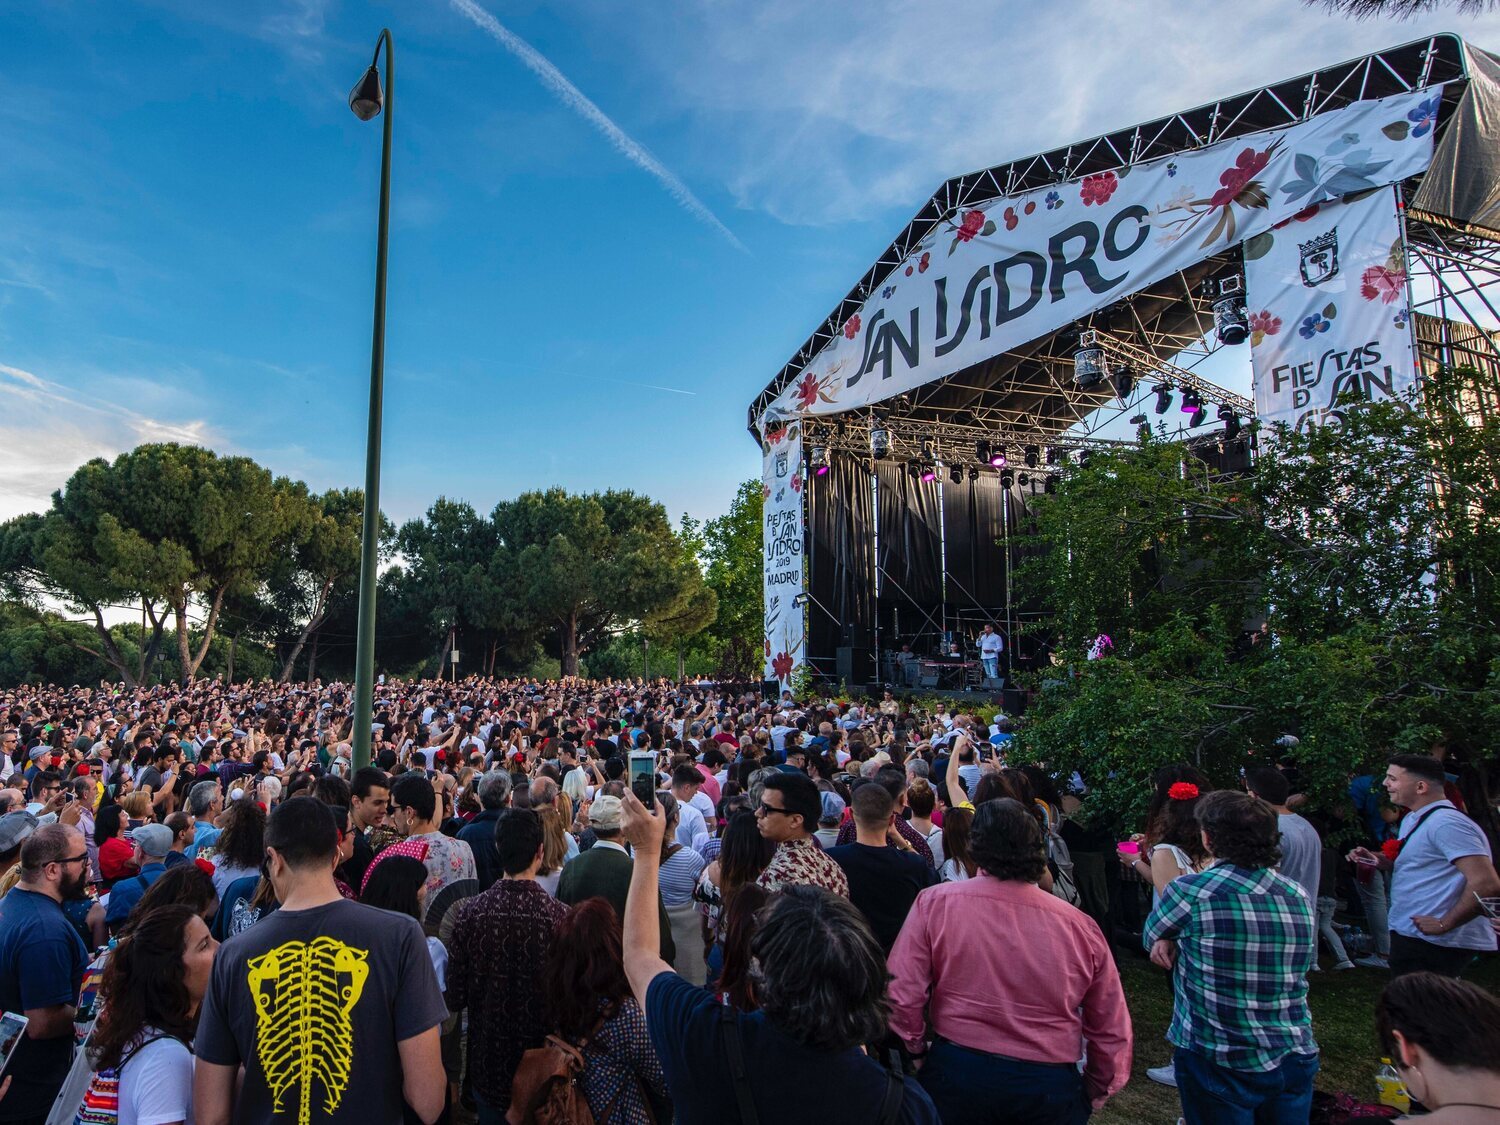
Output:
[977,623,1005,683]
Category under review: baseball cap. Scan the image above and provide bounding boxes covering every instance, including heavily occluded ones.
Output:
[133,823,173,858]
[818,791,846,827]
[588,795,624,830]
[0,810,39,853]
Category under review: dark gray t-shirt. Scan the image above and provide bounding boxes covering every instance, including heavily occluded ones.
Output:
[195,897,447,1125]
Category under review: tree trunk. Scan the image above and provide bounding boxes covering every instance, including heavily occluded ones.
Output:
[83,606,139,689]
[141,603,166,682]
[485,636,497,678]
[184,586,227,682]
[175,601,193,685]
[227,634,237,682]
[307,632,320,683]
[561,613,580,677]
[677,643,685,682]
[278,578,335,683]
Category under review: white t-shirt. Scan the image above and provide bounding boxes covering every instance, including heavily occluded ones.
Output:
[675,801,711,854]
[940,858,972,883]
[118,1033,193,1125]
[1391,801,1498,950]
[979,631,1004,657]
[688,789,716,828]
[1276,813,1321,904]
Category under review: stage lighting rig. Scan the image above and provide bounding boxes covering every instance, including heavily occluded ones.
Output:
[1112,362,1135,401]
[1000,470,1015,489]
[948,462,962,484]
[809,443,830,476]
[1218,404,1241,440]
[1212,275,1249,346]
[1153,383,1174,414]
[1073,329,1106,389]
[1024,445,1039,469]
[870,420,890,459]
[967,466,980,482]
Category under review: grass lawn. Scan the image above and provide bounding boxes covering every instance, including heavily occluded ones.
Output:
[1094,955,1500,1124]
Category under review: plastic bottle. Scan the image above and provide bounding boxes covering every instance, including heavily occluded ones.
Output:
[1376,1058,1411,1112]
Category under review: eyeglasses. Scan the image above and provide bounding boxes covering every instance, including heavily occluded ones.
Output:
[756,804,794,817]
[55,853,88,866]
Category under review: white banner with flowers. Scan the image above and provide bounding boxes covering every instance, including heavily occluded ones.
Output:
[759,87,1443,430]
[761,420,805,690]
[1243,185,1417,431]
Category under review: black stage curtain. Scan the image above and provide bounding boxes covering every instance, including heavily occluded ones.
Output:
[943,474,1008,609]
[807,453,874,670]
[875,463,943,607]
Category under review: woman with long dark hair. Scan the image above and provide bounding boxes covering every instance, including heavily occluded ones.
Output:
[90,905,217,1125]
[208,798,265,896]
[715,883,768,1012]
[696,810,775,978]
[940,806,978,882]
[95,804,137,886]
[539,898,669,1125]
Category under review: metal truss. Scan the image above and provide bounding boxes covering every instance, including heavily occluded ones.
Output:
[749,34,1471,440]
[1088,329,1254,414]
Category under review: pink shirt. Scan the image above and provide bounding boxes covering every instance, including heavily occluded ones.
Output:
[887,876,1132,1108]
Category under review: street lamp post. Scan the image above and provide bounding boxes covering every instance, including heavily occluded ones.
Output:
[349,29,393,772]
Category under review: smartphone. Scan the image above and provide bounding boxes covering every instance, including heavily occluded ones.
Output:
[0,1012,27,1075]
[628,750,657,808]
[1475,892,1500,919]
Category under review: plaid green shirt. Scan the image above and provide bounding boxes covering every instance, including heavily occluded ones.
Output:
[1143,862,1318,1072]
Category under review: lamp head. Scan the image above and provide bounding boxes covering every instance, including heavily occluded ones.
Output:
[349,64,384,121]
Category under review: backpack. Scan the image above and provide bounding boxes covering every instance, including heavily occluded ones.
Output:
[505,1036,595,1125]
[73,1034,187,1125]
[1046,831,1081,906]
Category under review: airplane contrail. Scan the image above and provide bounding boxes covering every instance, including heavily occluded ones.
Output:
[449,0,748,254]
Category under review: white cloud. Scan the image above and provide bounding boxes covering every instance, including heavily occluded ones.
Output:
[603,0,1500,225]
[0,363,222,521]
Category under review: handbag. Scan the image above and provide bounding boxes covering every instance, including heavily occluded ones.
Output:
[505,1035,595,1125]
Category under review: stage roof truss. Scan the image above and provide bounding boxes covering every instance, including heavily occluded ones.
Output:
[749,35,1474,443]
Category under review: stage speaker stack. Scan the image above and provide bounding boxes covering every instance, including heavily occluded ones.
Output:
[836,646,870,687]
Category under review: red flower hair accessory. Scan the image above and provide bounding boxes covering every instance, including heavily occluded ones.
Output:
[1168,782,1200,801]
[1380,838,1402,861]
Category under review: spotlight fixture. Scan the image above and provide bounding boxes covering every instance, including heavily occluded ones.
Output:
[1000,470,1015,489]
[810,443,829,476]
[870,422,890,459]
[948,462,962,484]
[920,439,935,461]
[967,465,980,482]
[920,464,937,484]
[1024,445,1039,468]
[976,439,991,464]
[1078,449,1092,466]
[1213,275,1249,346]
[1073,344,1106,389]
[1045,446,1060,466]
[1112,363,1135,401]
[1217,404,1241,440]
[1018,472,1031,487]
[1044,476,1058,495]
[906,459,921,481]
[1129,413,1148,426]
[1180,388,1202,415]
[1154,383,1175,414]
[990,444,1007,468]
[1189,403,1207,428]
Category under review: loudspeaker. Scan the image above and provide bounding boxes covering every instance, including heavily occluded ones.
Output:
[1001,686,1027,714]
[762,679,781,698]
[835,646,870,687]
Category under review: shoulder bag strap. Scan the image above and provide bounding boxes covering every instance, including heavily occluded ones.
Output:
[1400,803,1452,850]
[875,1066,904,1125]
[718,1002,758,1125]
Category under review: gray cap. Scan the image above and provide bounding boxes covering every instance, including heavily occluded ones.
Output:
[132,823,173,858]
[818,790,846,826]
[0,810,38,853]
[588,795,624,830]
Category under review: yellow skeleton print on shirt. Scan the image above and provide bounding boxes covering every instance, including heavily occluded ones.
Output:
[247,937,370,1125]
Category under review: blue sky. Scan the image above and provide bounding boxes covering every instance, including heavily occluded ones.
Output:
[2,0,1497,528]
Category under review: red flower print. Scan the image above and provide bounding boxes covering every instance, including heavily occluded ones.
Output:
[843,313,861,340]
[1003,206,1018,231]
[1080,171,1118,206]
[955,210,987,242]
[795,372,820,410]
[1024,200,1036,215]
[1381,838,1402,861]
[1360,264,1407,305]
[790,473,803,493]
[1210,147,1272,209]
[1249,310,1282,338]
[762,484,771,501]
[767,426,786,445]
[918,252,931,273]
[772,651,795,680]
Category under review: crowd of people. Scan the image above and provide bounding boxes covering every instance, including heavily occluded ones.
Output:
[0,674,1494,1125]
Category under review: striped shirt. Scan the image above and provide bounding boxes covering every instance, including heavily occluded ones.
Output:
[659,845,707,908]
[1144,862,1317,1072]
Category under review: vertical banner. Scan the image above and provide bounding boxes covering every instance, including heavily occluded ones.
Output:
[1245,185,1417,431]
[761,420,805,692]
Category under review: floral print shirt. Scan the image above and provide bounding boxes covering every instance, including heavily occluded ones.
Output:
[757,836,850,898]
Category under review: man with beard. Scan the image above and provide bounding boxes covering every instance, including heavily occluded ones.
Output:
[0,824,90,1125]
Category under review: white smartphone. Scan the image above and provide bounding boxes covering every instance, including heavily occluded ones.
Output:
[0,1011,28,1075]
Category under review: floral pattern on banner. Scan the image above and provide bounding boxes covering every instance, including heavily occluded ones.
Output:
[1249,311,1282,348]
[757,86,1442,432]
